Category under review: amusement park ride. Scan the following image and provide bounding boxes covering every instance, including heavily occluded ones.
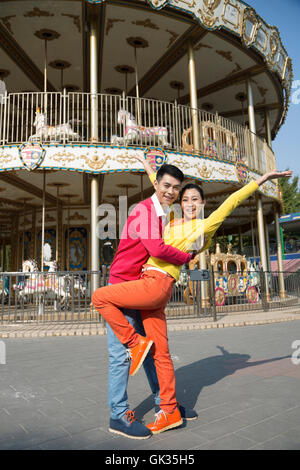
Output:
[0,0,294,310]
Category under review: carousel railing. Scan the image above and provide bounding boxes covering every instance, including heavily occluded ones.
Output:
[0,269,299,324]
[0,91,275,174]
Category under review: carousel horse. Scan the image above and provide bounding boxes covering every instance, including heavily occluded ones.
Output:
[29,109,80,142]
[16,258,70,308]
[45,259,86,299]
[114,109,172,147]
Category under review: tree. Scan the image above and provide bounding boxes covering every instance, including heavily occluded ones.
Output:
[278,172,300,214]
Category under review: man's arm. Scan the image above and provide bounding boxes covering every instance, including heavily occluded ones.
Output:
[142,237,191,265]
[132,155,191,264]
[134,154,156,180]
[127,201,191,265]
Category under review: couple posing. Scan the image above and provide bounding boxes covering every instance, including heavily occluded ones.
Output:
[92,154,292,439]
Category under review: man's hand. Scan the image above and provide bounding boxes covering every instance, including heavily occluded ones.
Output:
[256,169,293,187]
[133,153,146,164]
[133,153,155,177]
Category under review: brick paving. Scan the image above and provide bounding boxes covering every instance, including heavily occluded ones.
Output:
[0,309,300,450]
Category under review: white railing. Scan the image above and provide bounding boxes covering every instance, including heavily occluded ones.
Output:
[0,92,275,174]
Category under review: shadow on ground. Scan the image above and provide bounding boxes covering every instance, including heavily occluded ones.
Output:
[134,346,290,420]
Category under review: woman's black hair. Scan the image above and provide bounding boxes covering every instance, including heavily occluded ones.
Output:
[179,183,205,203]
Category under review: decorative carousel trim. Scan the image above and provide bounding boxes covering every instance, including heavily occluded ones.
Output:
[86,0,292,138]
[0,143,278,200]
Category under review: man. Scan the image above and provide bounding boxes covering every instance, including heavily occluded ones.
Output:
[105,163,196,440]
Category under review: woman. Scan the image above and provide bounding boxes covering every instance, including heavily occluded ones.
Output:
[92,157,292,434]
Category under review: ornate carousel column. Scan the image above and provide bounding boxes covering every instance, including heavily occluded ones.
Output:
[188,42,200,151]
[265,109,272,149]
[264,217,271,272]
[31,209,37,260]
[274,203,286,299]
[246,79,258,170]
[256,195,270,301]
[10,213,19,271]
[90,14,100,293]
[187,41,208,304]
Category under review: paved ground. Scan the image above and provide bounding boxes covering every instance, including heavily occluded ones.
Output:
[0,317,300,450]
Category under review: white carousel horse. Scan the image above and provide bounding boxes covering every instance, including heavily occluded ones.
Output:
[114,109,172,147]
[29,109,80,142]
[16,258,70,307]
[45,259,86,298]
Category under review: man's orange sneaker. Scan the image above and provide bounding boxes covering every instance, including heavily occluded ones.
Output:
[129,336,153,376]
[146,408,183,434]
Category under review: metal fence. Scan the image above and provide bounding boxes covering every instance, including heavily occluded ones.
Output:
[0,91,275,174]
[0,269,299,324]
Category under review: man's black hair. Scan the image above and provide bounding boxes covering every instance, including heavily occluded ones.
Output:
[156,164,184,183]
[179,183,205,202]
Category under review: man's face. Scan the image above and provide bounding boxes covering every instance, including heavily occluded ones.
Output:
[154,174,181,206]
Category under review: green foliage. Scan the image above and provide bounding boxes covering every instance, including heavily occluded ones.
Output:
[278,172,300,214]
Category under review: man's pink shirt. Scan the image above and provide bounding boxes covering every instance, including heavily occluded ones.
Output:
[109,196,191,284]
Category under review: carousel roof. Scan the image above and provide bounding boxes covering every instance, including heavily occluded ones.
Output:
[0,0,292,237]
[0,0,292,139]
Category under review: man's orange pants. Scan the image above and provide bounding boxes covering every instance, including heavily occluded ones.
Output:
[91,269,177,413]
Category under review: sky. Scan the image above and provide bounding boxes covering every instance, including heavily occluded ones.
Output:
[246,0,300,185]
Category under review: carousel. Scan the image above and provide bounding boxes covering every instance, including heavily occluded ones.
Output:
[0,0,293,308]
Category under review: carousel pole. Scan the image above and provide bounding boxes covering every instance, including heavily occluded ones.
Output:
[32,208,37,260]
[274,203,286,298]
[188,41,208,306]
[265,109,272,149]
[188,42,200,151]
[246,79,258,170]
[48,182,68,266]
[134,46,141,126]
[250,218,257,266]
[256,195,270,302]
[41,170,46,271]
[90,14,100,294]
[11,214,19,271]
[22,199,26,265]
[44,39,48,113]
[67,196,70,271]
[56,186,60,263]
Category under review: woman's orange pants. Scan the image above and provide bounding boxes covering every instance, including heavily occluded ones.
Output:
[91,269,177,413]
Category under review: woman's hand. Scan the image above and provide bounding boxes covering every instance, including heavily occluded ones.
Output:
[255,169,293,187]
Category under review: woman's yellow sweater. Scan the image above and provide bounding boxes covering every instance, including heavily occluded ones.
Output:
[147,172,258,280]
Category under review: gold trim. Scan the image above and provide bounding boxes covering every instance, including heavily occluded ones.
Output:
[221,0,240,29]
[198,0,222,29]
[255,25,268,51]
[173,0,195,7]
[267,28,280,67]
[241,9,260,47]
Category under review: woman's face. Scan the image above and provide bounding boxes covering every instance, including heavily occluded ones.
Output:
[181,188,205,220]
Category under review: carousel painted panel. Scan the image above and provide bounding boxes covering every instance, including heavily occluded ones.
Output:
[65,227,87,271]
